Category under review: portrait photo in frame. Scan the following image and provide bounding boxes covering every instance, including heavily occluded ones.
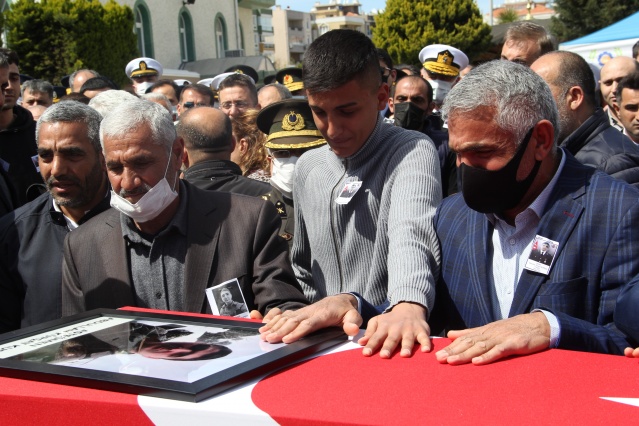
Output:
[0,309,347,402]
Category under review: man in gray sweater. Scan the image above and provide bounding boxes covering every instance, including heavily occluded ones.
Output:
[260,29,442,358]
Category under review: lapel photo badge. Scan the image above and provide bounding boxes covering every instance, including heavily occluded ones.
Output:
[524,235,559,275]
[206,278,250,319]
[335,179,363,205]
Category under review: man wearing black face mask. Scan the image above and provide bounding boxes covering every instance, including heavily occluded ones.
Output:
[429,60,639,364]
[387,75,457,196]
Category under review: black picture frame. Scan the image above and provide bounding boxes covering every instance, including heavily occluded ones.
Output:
[0,309,347,402]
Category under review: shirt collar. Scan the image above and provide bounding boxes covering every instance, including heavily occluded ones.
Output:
[51,187,110,230]
[121,181,189,242]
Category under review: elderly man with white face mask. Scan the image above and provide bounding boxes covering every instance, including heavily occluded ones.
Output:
[256,98,326,248]
[61,99,309,319]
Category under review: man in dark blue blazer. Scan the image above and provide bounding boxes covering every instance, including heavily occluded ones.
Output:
[431,60,639,365]
[615,282,639,357]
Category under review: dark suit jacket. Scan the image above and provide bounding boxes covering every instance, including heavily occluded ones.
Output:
[615,281,639,345]
[61,182,309,317]
[431,152,639,355]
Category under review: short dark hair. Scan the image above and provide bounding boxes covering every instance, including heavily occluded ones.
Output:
[303,29,381,94]
[543,51,596,109]
[179,83,214,105]
[504,21,555,56]
[0,53,9,70]
[0,48,19,66]
[22,79,54,99]
[377,48,393,70]
[178,344,232,361]
[148,79,181,98]
[633,40,639,60]
[176,107,233,153]
[395,64,421,76]
[218,74,258,106]
[616,71,639,104]
[79,76,118,95]
[390,75,433,105]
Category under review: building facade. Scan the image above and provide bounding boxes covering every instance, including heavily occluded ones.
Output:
[488,1,555,24]
[313,0,367,36]
[271,6,313,69]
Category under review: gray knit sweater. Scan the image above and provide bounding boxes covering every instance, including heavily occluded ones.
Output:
[292,117,442,313]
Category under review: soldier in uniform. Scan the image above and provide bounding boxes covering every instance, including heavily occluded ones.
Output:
[256,99,326,248]
[218,287,248,317]
[275,67,305,96]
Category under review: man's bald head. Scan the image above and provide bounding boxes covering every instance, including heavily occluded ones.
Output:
[600,56,639,112]
[531,51,597,141]
[176,106,234,166]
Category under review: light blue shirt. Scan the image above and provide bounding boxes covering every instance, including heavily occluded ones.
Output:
[487,150,566,347]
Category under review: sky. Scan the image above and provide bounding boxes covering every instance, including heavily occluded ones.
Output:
[274,0,491,16]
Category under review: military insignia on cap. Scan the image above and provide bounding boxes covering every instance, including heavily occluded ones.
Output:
[283,74,293,85]
[282,111,305,131]
[140,61,148,71]
[437,51,452,65]
[235,69,244,74]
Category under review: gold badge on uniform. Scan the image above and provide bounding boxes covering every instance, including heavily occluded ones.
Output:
[282,111,305,131]
[275,201,287,218]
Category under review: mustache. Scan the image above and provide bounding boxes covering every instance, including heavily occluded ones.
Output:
[46,175,80,188]
[118,183,152,198]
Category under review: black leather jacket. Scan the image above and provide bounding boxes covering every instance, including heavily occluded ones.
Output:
[561,108,639,188]
[183,160,270,196]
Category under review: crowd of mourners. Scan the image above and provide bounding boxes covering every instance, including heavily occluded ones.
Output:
[1,21,639,365]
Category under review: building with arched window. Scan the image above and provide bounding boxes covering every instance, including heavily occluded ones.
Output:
[90,0,274,78]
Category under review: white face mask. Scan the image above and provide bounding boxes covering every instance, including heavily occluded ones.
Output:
[135,81,154,97]
[429,79,454,105]
[110,155,178,223]
[270,156,299,196]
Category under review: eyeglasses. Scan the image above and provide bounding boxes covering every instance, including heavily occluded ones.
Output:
[220,100,250,110]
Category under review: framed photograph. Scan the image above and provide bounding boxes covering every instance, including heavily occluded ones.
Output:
[0,309,347,402]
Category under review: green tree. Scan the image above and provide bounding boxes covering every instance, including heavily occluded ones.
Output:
[551,0,639,42]
[373,0,492,65]
[497,8,519,25]
[4,0,137,87]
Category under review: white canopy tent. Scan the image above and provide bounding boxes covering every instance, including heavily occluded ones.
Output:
[559,11,639,67]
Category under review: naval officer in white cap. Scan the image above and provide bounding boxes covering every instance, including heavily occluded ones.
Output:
[125,57,163,96]
[418,44,468,108]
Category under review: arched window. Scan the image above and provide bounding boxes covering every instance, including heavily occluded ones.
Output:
[134,1,154,57]
[214,14,228,58]
[179,9,195,62]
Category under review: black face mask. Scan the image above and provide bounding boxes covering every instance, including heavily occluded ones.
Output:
[393,102,426,131]
[460,126,540,214]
